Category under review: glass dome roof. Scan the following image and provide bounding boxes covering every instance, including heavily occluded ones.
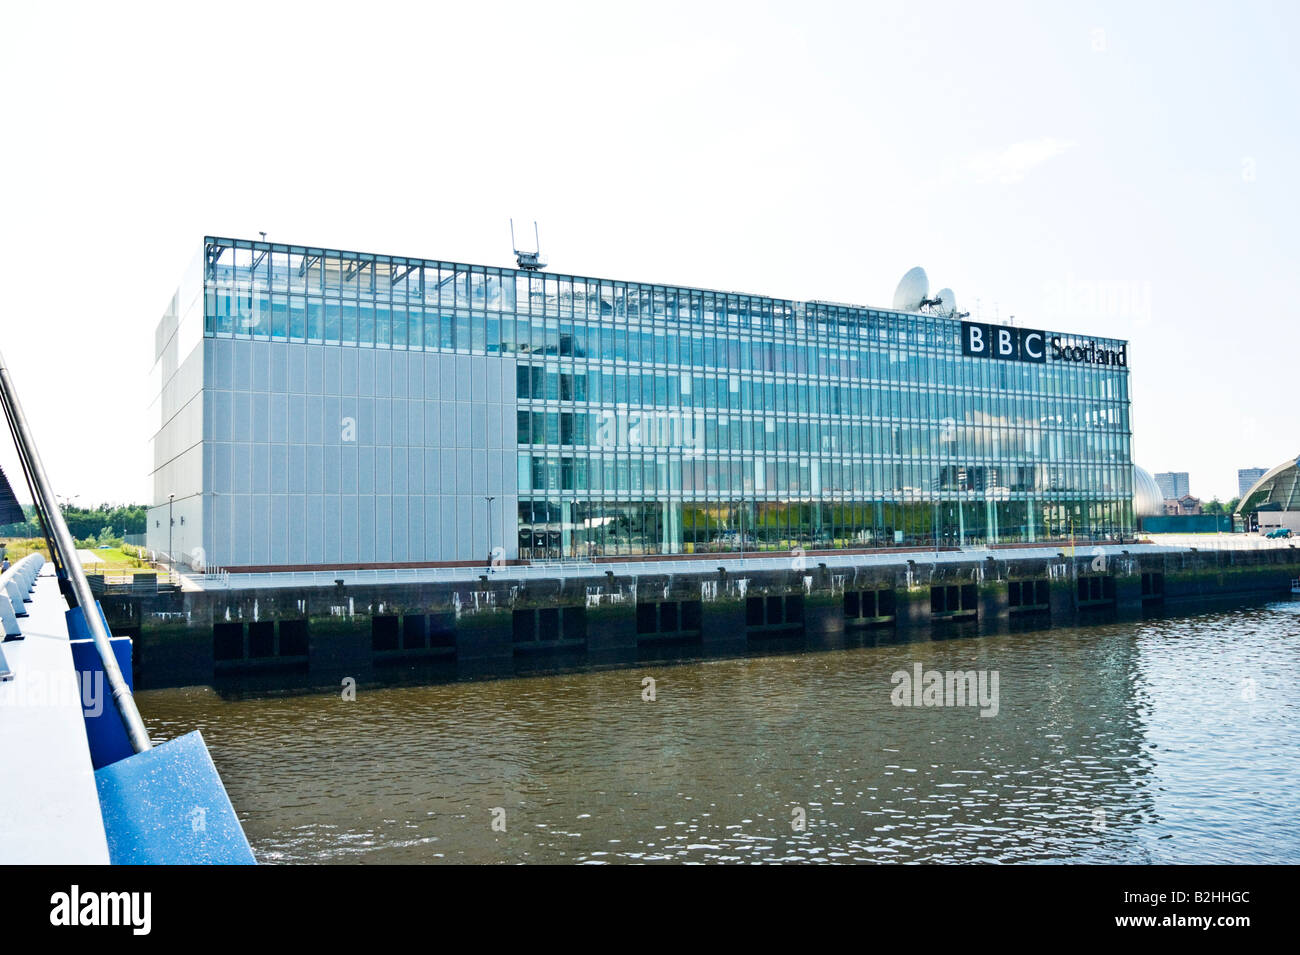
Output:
[1236,455,1300,513]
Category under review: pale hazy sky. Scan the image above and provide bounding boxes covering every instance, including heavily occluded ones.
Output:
[1,0,1295,505]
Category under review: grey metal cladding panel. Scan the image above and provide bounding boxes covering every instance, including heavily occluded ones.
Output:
[391,353,407,398]
[423,497,439,558]
[212,442,232,493]
[486,359,501,404]
[455,449,472,494]
[323,396,340,445]
[305,347,324,394]
[270,344,288,394]
[233,444,252,494]
[289,344,307,394]
[203,338,215,387]
[439,354,456,400]
[472,450,487,494]
[232,392,251,443]
[288,394,306,444]
[407,399,423,447]
[341,444,358,494]
[375,447,392,494]
[212,390,232,442]
[306,445,324,494]
[358,349,374,397]
[359,446,374,494]
[354,397,372,448]
[488,452,503,496]
[324,445,340,494]
[408,354,423,400]
[408,450,423,498]
[324,347,341,395]
[373,398,391,447]
[392,447,408,494]
[391,400,408,447]
[288,497,306,565]
[270,394,288,444]
[271,444,288,493]
[455,355,471,401]
[270,495,288,564]
[440,403,457,449]
[375,500,392,563]
[439,452,456,495]
[288,444,307,493]
[306,495,323,564]
[470,403,487,447]
[486,405,501,449]
[503,356,517,402]
[232,495,252,565]
[323,494,340,564]
[373,351,390,397]
[392,496,407,563]
[408,499,424,562]
[470,356,487,404]
[306,395,324,445]
[424,400,439,447]
[341,348,357,396]
[463,496,484,560]
[252,444,270,493]
[424,449,439,493]
[423,353,439,398]
[252,495,271,564]
[252,393,270,443]
[233,340,252,392]
[211,493,230,565]
[341,494,358,562]
[252,344,270,393]
[440,497,457,560]
[358,496,375,563]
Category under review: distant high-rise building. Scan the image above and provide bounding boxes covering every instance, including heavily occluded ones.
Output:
[1238,467,1267,498]
[1155,471,1190,500]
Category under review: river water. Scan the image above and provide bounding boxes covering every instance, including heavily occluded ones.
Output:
[137,601,1300,864]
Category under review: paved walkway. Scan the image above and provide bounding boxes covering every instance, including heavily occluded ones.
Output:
[0,564,111,864]
[182,534,1297,592]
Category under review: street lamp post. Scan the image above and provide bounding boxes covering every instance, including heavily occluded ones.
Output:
[484,495,496,570]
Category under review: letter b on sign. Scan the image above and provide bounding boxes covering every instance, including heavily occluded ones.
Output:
[963,322,987,356]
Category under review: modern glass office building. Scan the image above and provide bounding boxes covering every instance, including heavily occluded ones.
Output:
[148,235,1133,570]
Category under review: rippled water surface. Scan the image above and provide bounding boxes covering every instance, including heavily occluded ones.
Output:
[138,602,1300,863]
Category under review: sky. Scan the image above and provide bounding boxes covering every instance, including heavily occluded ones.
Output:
[1,0,1296,505]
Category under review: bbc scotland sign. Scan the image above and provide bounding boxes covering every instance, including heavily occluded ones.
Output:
[961,321,1127,367]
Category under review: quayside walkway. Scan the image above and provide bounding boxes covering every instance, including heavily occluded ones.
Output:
[181,535,1295,592]
[0,559,111,864]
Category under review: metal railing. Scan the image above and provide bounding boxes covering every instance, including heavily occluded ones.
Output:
[0,350,151,753]
[0,553,45,680]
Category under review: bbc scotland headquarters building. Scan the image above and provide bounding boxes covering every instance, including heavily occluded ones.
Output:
[147,236,1134,571]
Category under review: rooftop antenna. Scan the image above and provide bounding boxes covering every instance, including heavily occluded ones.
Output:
[510,218,547,271]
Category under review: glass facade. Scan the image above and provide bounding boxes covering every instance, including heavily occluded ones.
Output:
[193,235,1133,565]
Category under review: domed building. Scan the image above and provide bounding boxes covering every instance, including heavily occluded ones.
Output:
[1236,455,1300,535]
[1133,465,1165,519]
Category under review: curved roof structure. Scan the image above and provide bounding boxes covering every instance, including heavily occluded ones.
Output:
[1236,455,1300,514]
[1133,465,1164,517]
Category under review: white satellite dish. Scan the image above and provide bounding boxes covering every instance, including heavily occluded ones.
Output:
[936,288,956,316]
[892,266,929,312]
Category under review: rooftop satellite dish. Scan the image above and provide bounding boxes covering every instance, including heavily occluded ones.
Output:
[936,288,957,317]
[510,218,547,271]
[892,266,929,312]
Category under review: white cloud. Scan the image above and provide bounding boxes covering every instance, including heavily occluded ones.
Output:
[967,137,1076,184]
